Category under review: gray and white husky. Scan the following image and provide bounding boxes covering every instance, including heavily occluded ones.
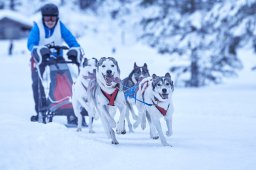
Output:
[134,73,174,146]
[122,63,150,132]
[88,57,128,144]
[72,58,98,132]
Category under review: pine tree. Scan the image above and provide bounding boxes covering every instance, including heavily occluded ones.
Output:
[135,0,255,87]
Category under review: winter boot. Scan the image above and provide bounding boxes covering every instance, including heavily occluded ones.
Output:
[66,114,78,126]
[30,115,38,122]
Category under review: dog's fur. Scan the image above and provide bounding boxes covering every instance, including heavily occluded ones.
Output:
[88,57,128,144]
[122,62,150,132]
[72,57,98,132]
[133,73,174,146]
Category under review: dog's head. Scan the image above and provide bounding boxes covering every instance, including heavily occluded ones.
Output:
[80,57,98,78]
[131,62,150,84]
[152,73,174,100]
[97,57,120,87]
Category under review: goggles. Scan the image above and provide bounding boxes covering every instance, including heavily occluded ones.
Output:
[43,16,58,22]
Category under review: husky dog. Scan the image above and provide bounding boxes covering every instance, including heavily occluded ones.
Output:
[72,58,98,132]
[134,73,174,146]
[88,57,128,144]
[122,63,150,132]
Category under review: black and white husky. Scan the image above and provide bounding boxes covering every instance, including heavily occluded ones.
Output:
[122,63,150,132]
[72,58,98,132]
[134,73,174,146]
[88,57,128,144]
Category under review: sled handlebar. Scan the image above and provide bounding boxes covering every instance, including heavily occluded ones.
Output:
[44,60,76,65]
[47,45,69,50]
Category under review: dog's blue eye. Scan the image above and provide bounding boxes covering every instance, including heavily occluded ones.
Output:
[158,84,161,86]
[102,65,106,68]
[166,83,170,86]
[111,65,114,67]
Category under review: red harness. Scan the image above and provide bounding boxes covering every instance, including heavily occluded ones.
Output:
[101,87,119,106]
[152,98,170,116]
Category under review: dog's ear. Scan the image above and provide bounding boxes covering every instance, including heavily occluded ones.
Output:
[97,57,105,67]
[115,60,121,74]
[134,62,138,68]
[152,74,157,79]
[143,63,147,68]
[165,72,171,78]
[92,57,98,65]
[83,58,88,67]
[171,80,174,92]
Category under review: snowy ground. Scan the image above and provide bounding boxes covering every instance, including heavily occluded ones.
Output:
[0,38,256,170]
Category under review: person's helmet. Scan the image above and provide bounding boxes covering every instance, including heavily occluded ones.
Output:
[41,3,59,16]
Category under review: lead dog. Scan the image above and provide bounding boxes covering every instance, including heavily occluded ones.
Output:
[88,57,128,144]
[122,62,150,132]
[134,73,174,146]
[72,58,98,132]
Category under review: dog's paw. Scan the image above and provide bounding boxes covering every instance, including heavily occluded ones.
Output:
[152,136,159,140]
[111,140,119,145]
[141,122,146,130]
[162,142,172,147]
[116,127,126,135]
[89,129,95,133]
[76,128,82,132]
[121,129,126,135]
[166,131,173,137]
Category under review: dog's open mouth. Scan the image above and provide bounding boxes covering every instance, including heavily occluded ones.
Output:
[103,73,114,86]
[159,93,169,99]
[137,77,144,83]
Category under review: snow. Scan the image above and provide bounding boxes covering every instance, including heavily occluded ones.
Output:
[0,3,256,170]
[0,36,256,170]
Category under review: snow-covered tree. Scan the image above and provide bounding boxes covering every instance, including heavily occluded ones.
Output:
[133,0,256,87]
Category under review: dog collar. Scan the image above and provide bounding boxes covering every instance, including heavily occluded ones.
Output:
[101,87,119,106]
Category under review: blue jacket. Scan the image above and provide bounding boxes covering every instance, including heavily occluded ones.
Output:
[27,21,80,53]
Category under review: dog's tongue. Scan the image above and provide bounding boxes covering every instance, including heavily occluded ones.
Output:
[106,76,113,84]
[106,76,121,84]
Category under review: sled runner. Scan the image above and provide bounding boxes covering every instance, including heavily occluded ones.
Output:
[31,45,88,126]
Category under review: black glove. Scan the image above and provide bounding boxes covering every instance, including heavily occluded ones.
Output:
[32,46,50,65]
[40,47,50,62]
[67,49,78,63]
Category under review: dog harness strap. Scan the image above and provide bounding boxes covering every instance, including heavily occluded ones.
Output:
[81,82,88,91]
[101,88,119,106]
[152,100,170,116]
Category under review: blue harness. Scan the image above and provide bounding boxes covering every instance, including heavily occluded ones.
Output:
[123,84,153,106]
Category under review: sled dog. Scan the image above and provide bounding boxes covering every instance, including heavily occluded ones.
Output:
[72,57,98,132]
[122,62,150,132]
[88,57,128,144]
[134,73,174,146]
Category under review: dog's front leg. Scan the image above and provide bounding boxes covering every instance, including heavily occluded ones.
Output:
[127,101,138,120]
[86,107,95,133]
[133,102,145,129]
[116,103,127,134]
[72,98,82,132]
[153,119,171,146]
[104,105,116,128]
[165,116,173,136]
[100,106,119,144]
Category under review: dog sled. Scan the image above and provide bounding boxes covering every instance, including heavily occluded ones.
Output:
[30,45,87,127]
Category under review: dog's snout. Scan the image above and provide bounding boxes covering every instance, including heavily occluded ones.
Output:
[106,70,112,75]
[162,88,167,93]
